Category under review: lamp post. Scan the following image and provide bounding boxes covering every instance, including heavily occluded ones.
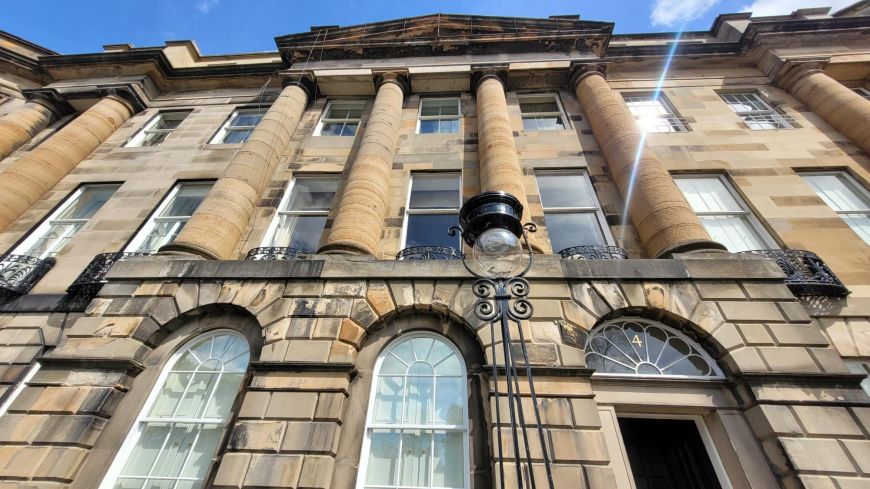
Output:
[449,191,555,489]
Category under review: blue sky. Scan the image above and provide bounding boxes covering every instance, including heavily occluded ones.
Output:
[1,0,855,55]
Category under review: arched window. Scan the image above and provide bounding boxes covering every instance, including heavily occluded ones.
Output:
[358,333,469,489]
[585,317,722,378]
[101,330,250,489]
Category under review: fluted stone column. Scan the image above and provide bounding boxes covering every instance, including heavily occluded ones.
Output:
[572,67,724,257]
[778,62,870,155]
[0,96,133,235]
[475,72,542,252]
[0,102,56,161]
[162,81,311,259]
[319,74,406,256]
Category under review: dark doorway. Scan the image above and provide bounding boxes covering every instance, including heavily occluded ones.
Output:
[618,417,724,489]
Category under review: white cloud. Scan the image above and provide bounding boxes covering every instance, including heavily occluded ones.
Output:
[651,0,722,27]
[196,0,219,14]
[740,0,855,16]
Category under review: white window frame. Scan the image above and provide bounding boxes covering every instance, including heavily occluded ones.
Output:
[314,100,366,136]
[622,92,688,133]
[416,97,461,134]
[355,331,471,489]
[801,171,870,246]
[675,174,778,252]
[124,181,213,254]
[845,359,870,396]
[0,362,40,418]
[99,329,248,489]
[720,92,792,130]
[535,169,614,251]
[125,110,191,148]
[12,184,119,259]
[209,107,266,144]
[614,413,734,489]
[399,172,463,251]
[517,93,569,131]
[259,175,340,251]
[852,87,870,100]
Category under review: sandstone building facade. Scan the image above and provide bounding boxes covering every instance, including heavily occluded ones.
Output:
[0,2,869,488]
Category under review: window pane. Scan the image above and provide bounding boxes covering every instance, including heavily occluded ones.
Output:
[419,119,440,134]
[153,113,188,130]
[366,430,401,485]
[404,375,434,424]
[140,131,169,147]
[676,178,743,213]
[400,430,432,487]
[522,116,564,131]
[283,179,338,212]
[420,99,459,117]
[699,215,766,252]
[320,122,357,136]
[544,213,605,253]
[434,377,463,425]
[520,100,559,113]
[405,214,460,248]
[625,96,671,117]
[842,213,870,245]
[803,174,869,212]
[722,93,767,112]
[56,186,119,220]
[222,129,253,144]
[266,215,327,251]
[149,372,191,418]
[537,173,595,209]
[230,111,264,127]
[409,174,460,209]
[163,184,211,217]
[373,376,404,424]
[432,431,464,487]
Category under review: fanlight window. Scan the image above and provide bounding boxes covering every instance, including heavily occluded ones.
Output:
[358,333,469,489]
[585,318,722,378]
[101,330,250,489]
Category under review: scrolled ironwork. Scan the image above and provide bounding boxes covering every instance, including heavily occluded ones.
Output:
[558,245,628,260]
[395,246,464,260]
[740,249,849,297]
[67,252,148,295]
[245,247,308,261]
[0,254,56,297]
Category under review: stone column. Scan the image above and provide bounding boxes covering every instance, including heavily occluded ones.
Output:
[0,96,133,235]
[778,62,870,155]
[319,74,406,256]
[0,101,57,161]
[162,81,312,259]
[474,71,542,252]
[571,66,724,257]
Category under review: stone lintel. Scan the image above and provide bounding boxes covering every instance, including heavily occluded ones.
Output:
[250,361,357,377]
[735,371,868,389]
[38,356,145,375]
[487,365,595,377]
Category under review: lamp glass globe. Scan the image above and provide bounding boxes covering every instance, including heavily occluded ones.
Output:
[471,227,525,278]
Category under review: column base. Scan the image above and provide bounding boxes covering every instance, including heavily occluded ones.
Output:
[654,239,728,259]
[157,242,221,260]
[317,241,376,257]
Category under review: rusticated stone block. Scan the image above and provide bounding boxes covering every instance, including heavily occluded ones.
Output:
[297,455,335,489]
[0,445,50,479]
[213,452,251,489]
[350,299,378,328]
[35,446,88,482]
[338,318,365,348]
[548,428,608,463]
[281,421,339,454]
[266,392,317,420]
[793,406,862,436]
[314,393,346,422]
[780,437,855,473]
[244,453,303,488]
[323,280,366,297]
[0,413,48,443]
[718,301,784,322]
[33,415,106,446]
[228,421,285,452]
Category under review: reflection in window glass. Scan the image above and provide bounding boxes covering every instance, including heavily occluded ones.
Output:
[418,99,460,134]
[676,176,773,252]
[261,177,339,252]
[126,182,212,254]
[623,93,687,133]
[12,184,120,259]
[402,173,461,251]
[126,111,191,147]
[360,334,468,489]
[535,171,609,253]
[210,108,267,144]
[802,172,870,246]
[317,101,365,136]
[102,331,250,489]
[720,92,791,130]
[519,94,566,131]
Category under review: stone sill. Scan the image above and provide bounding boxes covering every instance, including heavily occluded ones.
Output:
[105,253,785,282]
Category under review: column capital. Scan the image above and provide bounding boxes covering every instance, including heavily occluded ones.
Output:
[20,88,74,118]
[568,62,607,90]
[281,73,316,100]
[471,67,508,92]
[772,57,830,90]
[374,71,410,95]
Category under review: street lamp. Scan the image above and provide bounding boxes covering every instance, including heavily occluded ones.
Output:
[449,191,555,489]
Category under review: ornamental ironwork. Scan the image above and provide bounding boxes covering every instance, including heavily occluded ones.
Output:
[395,246,464,260]
[558,245,628,260]
[67,252,149,297]
[741,249,849,297]
[245,247,307,261]
[0,254,56,297]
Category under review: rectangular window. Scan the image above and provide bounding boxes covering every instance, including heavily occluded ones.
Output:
[536,170,610,254]
[125,182,212,254]
[802,172,870,246]
[417,98,460,134]
[261,176,339,252]
[315,101,365,136]
[676,175,774,252]
[401,173,462,251]
[720,92,792,130]
[845,360,870,396]
[623,92,688,133]
[518,94,567,131]
[125,110,191,147]
[12,184,120,259]
[852,88,870,100]
[209,107,266,144]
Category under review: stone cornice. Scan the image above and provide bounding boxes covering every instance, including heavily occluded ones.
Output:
[20,88,75,118]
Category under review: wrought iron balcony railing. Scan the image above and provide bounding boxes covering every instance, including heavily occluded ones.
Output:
[245,247,308,261]
[741,249,849,297]
[0,254,56,297]
[67,252,149,296]
[396,246,464,260]
[558,245,628,260]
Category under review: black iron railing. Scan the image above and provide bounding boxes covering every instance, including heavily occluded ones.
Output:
[741,249,849,297]
[396,246,464,260]
[245,247,308,260]
[0,254,56,297]
[558,245,628,260]
[67,252,149,296]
